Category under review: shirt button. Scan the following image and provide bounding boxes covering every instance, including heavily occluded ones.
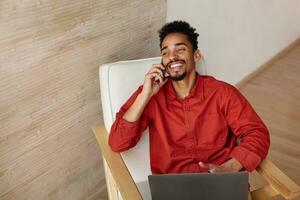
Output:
[183,106,190,111]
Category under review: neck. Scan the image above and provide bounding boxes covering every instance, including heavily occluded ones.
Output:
[172,71,197,99]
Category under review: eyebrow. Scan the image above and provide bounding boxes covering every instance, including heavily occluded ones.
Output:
[161,42,187,52]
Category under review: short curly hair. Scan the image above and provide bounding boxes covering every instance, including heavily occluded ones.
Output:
[158,20,199,51]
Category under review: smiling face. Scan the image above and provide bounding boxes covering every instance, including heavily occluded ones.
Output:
[161,33,200,81]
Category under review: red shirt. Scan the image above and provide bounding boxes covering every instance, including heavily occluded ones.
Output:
[109,74,270,174]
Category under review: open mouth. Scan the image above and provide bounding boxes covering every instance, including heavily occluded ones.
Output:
[170,63,183,68]
[168,61,185,69]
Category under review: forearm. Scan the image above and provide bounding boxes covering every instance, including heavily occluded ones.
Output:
[110,63,166,151]
[122,92,151,122]
[109,93,150,152]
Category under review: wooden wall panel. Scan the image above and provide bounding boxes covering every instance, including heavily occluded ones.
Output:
[0,0,166,199]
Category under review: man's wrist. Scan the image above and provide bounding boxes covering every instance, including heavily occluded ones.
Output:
[139,91,152,102]
[227,158,243,171]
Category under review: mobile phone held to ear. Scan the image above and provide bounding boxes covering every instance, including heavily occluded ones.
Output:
[161,61,169,79]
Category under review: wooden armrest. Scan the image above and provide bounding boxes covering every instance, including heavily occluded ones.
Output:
[256,159,300,199]
[92,124,300,200]
[92,124,142,200]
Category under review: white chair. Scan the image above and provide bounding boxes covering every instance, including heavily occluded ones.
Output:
[92,57,300,200]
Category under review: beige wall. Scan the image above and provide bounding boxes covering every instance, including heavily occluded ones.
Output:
[0,1,166,199]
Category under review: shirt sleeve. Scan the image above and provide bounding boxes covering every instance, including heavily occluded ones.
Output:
[108,86,152,152]
[221,85,270,172]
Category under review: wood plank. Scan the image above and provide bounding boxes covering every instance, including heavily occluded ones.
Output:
[92,125,143,200]
[251,185,279,200]
[103,159,119,200]
[257,160,300,199]
[236,38,300,89]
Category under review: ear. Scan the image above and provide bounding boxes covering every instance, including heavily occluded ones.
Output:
[194,49,202,62]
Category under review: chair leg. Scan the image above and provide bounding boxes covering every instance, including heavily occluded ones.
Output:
[103,157,120,200]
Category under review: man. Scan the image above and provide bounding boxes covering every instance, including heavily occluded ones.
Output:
[109,21,270,174]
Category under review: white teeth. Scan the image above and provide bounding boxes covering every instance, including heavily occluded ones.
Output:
[170,63,183,68]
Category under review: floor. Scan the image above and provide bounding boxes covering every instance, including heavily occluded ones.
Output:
[240,43,300,199]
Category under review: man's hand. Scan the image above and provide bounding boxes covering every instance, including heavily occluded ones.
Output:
[141,63,168,99]
[199,158,243,173]
[122,63,167,122]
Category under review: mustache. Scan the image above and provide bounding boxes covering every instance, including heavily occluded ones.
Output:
[166,59,186,68]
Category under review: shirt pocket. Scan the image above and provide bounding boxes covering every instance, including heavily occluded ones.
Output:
[194,112,228,148]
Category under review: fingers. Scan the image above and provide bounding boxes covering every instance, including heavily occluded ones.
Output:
[199,161,209,168]
[150,64,165,77]
[157,77,168,87]
[145,63,166,84]
[151,63,165,71]
[199,161,218,173]
[145,71,163,84]
[199,161,238,173]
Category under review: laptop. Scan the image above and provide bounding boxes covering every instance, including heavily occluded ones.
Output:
[148,172,248,200]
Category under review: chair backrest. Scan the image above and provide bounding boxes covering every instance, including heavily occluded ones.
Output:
[99,56,207,199]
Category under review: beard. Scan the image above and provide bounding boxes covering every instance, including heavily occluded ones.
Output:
[165,59,187,81]
[169,72,187,81]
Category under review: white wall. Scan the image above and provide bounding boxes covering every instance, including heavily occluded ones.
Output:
[167,0,300,84]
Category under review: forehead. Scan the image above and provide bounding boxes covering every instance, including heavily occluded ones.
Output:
[161,33,192,49]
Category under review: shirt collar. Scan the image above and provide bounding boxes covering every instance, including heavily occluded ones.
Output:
[165,72,204,102]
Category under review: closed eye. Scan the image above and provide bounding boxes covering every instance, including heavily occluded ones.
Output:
[162,49,169,56]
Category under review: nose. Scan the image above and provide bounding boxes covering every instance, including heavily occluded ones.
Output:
[168,50,179,61]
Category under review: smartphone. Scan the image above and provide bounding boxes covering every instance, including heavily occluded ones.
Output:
[161,60,169,79]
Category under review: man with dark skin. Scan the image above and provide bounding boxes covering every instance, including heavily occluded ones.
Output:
[109,21,270,175]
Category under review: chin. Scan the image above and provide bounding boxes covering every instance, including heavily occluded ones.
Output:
[170,72,187,81]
